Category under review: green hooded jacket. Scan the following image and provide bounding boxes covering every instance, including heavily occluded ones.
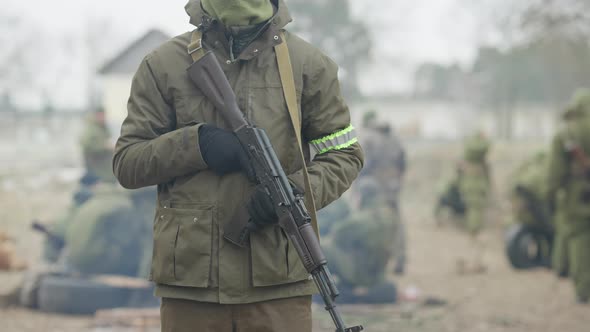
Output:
[548,91,590,298]
[112,0,364,304]
[510,152,549,226]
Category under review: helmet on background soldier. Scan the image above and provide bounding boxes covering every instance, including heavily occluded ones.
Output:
[463,131,490,163]
[362,109,378,129]
[562,89,590,120]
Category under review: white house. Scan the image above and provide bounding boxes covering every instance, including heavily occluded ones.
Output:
[98,29,171,137]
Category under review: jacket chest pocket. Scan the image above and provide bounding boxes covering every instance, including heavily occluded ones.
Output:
[174,93,222,128]
[249,86,302,174]
[175,90,252,131]
[150,206,214,288]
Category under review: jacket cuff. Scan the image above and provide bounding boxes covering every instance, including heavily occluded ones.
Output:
[287,170,319,204]
[189,122,208,171]
[287,172,304,192]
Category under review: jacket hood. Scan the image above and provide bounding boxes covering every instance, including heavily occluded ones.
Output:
[185,0,292,29]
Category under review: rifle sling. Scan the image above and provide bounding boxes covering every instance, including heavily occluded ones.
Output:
[274,31,319,235]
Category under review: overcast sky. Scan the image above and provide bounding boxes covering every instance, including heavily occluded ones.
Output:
[4,0,483,64]
[2,0,495,105]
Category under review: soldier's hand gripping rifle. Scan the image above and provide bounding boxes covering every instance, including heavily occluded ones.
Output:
[188,52,363,332]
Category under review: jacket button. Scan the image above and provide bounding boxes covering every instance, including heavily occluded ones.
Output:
[193,217,199,222]
[226,60,231,64]
[273,35,279,40]
[160,215,164,219]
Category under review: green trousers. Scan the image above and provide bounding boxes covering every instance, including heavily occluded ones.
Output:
[552,232,569,277]
[160,296,312,332]
[568,232,590,300]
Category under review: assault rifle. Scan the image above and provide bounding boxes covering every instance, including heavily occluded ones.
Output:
[31,220,65,251]
[188,52,363,332]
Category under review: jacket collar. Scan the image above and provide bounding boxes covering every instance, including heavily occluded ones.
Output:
[185,0,292,61]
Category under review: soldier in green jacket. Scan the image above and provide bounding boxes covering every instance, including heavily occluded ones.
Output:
[548,90,590,303]
[42,108,115,262]
[458,132,491,235]
[437,132,491,232]
[112,0,364,330]
[436,132,491,273]
[506,151,553,269]
[511,151,549,227]
[357,110,407,274]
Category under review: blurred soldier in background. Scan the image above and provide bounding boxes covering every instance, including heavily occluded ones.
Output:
[547,90,590,303]
[322,179,397,304]
[62,185,155,277]
[80,107,114,183]
[15,185,156,311]
[436,132,491,273]
[20,113,155,309]
[316,196,351,237]
[357,109,407,274]
[505,151,553,270]
[41,107,116,262]
[511,152,550,228]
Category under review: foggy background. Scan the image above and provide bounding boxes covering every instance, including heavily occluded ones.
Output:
[3,0,588,138]
[2,0,590,331]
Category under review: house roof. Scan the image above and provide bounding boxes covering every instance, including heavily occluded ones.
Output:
[99,29,171,75]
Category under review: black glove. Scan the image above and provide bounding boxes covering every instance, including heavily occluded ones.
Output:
[247,183,304,227]
[198,124,253,177]
[247,185,278,227]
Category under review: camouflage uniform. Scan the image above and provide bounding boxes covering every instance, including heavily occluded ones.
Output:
[437,133,491,235]
[322,179,397,303]
[316,197,351,237]
[357,110,407,273]
[547,91,590,302]
[325,209,392,287]
[507,152,553,268]
[42,110,114,262]
[62,184,155,277]
[459,133,491,234]
[80,108,114,183]
[511,152,549,227]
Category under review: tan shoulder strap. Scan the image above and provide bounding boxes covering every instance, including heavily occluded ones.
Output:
[274,31,319,234]
[188,30,206,62]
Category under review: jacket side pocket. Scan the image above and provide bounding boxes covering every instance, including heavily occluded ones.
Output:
[151,206,214,288]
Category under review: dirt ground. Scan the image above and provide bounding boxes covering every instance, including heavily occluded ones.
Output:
[1,140,589,332]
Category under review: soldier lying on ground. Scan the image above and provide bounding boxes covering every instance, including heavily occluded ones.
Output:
[2,185,156,312]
